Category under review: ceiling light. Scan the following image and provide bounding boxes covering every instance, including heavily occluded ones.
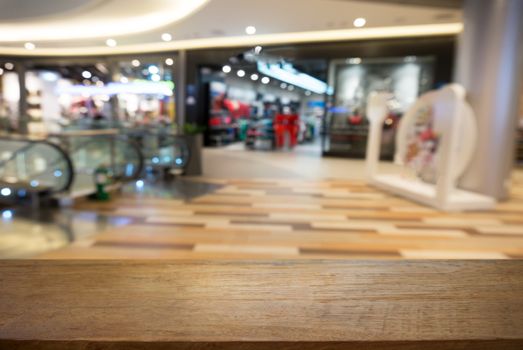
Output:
[4,62,14,70]
[161,33,172,42]
[261,76,270,84]
[165,58,174,66]
[254,46,262,54]
[131,59,140,67]
[245,26,256,35]
[237,69,245,77]
[24,42,35,50]
[82,70,92,79]
[258,61,329,94]
[96,81,104,87]
[1,188,11,197]
[305,91,312,96]
[222,65,231,73]
[280,83,287,89]
[148,65,160,74]
[288,85,295,91]
[41,71,58,82]
[106,39,117,47]
[0,0,209,42]
[347,57,362,64]
[353,17,366,28]
[151,74,161,82]
[250,73,259,81]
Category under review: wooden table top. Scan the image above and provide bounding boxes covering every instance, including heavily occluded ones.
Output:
[1,260,522,349]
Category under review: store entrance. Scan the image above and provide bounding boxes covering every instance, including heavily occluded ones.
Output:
[200,50,327,158]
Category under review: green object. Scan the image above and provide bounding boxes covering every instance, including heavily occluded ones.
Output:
[93,165,110,201]
[183,123,206,135]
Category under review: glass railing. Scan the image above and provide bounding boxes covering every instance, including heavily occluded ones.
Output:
[0,134,74,195]
[122,127,190,174]
[48,129,144,195]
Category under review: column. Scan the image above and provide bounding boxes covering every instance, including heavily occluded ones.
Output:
[16,62,28,134]
[174,50,187,128]
[456,0,523,199]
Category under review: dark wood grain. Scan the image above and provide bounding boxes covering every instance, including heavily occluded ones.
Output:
[0,260,522,349]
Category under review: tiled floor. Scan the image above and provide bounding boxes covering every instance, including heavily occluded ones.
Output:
[3,144,523,259]
[38,172,523,260]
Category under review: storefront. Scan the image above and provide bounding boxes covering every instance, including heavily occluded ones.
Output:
[324,55,436,159]
[185,37,454,158]
[2,54,177,134]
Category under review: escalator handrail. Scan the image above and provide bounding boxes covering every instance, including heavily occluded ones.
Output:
[122,128,191,170]
[50,133,145,181]
[0,134,75,194]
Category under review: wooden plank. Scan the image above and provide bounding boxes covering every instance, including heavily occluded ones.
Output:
[0,260,522,350]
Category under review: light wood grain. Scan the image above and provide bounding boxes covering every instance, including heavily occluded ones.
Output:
[0,260,522,349]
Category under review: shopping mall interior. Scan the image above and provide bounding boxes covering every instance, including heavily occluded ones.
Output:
[0,0,522,348]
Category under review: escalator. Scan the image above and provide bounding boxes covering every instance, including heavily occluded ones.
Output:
[0,134,74,203]
[122,128,190,175]
[48,129,144,198]
[1,128,191,205]
[0,131,143,203]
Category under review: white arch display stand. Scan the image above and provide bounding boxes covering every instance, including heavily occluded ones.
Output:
[365,84,496,211]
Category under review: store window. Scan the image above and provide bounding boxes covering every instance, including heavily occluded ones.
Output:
[24,62,112,133]
[114,57,175,129]
[19,56,176,134]
[201,55,326,151]
[324,56,435,159]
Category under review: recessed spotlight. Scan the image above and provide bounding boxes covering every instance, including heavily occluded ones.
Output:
[24,42,35,50]
[82,70,92,79]
[237,69,245,77]
[148,65,159,74]
[151,74,161,82]
[353,17,366,28]
[254,46,262,54]
[261,76,270,84]
[30,180,39,188]
[131,59,140,67]
[4,62,14,70]
[280,82,287,89]
[222,65,231,73]
[288,85,295,91]
[161,33,172,42]
[96,81,104,87]
[106,38,117,47]
[305,91,312,96]
[165,58,174,66]
[250,73,259,81]
[347,57,362,64]
[82,79,91,85]
[1,188,11,196]
[245,26,256,35]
